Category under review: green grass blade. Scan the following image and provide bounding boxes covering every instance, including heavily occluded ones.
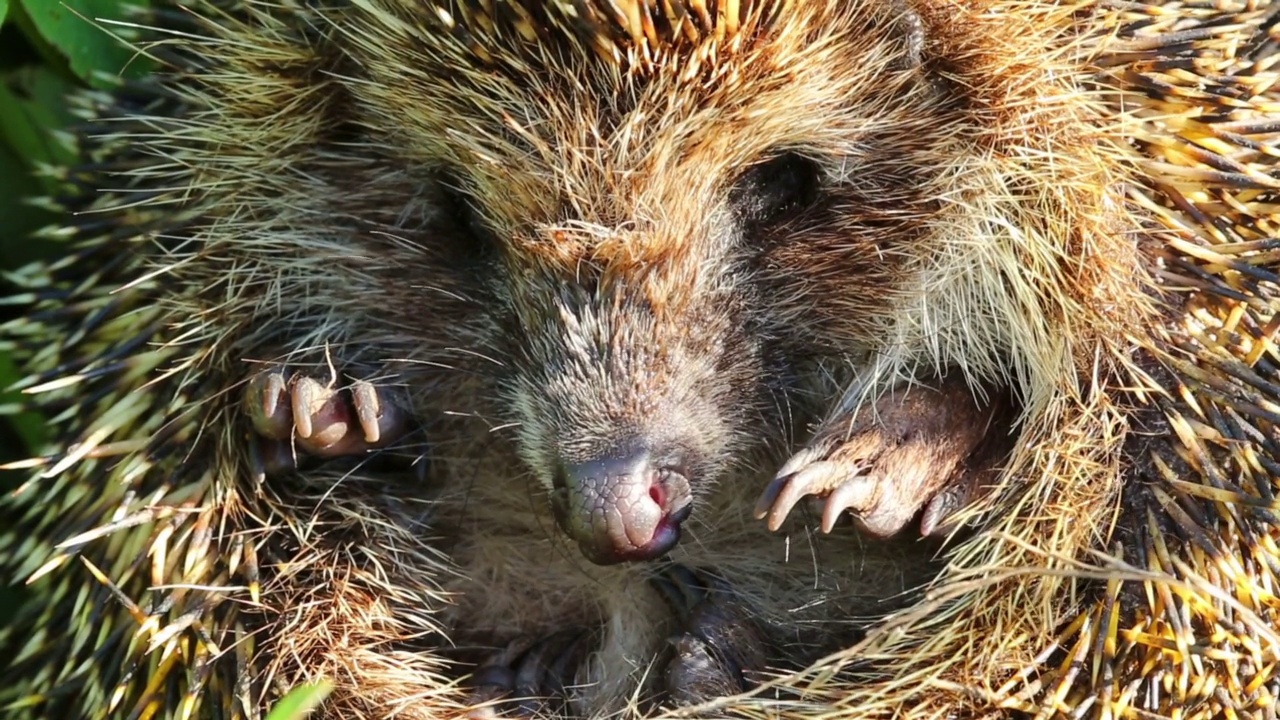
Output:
[264,682,334,720]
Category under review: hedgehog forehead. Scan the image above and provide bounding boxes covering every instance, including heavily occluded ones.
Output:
[420,8,917,232]
[350,0,932,242]
[448,84,774,241]
[427,0,794,72]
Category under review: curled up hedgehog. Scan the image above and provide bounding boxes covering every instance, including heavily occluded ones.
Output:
[4,0,1280,717]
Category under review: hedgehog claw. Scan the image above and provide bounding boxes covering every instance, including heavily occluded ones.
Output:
[243,365,411,469]
[245,368,293,440]
[351,379,384,443]
[920,491,960,537]
[466,630,592,718]
[756,376,1015,538]
[651,565,768,707]
[821,474,879,534]
[288,375,326,442]
[755,460,858,533]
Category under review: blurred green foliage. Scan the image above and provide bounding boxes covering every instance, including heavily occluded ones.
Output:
[0,4,330,715]
[22,0,151,86]
[0,0,151,704]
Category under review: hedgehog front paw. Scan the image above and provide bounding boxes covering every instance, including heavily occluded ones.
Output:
[244,365,409,474]
[652,565,768,707]
[465,630,594,719]
[755,375,1015,538]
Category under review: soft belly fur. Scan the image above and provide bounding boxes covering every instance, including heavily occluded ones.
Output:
[370,424,943,715]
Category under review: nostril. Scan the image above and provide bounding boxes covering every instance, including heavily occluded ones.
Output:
[649,483,665,508]
[551,445,697,564]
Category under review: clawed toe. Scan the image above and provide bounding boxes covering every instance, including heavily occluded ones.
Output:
[755,440,972,539]
[466,630,593,719]
[244,365,419,479]
[246,367,407,454]
[755,376,1016,538]
[753,453,870,533]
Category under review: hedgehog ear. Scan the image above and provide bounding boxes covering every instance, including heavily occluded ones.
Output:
[438,173,502,262]
[730,153,822,230]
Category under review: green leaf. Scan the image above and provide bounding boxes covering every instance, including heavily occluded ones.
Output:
[264,682,334,720]
[0,65,76,192]
[0,141,61,267]
[0,0,10,28]
[18,0,150,87]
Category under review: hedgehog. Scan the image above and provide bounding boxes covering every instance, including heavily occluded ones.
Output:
[3,0,1280,718]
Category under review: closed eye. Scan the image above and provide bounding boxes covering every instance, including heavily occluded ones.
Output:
[440,175,500,260]
[730,152,822,228]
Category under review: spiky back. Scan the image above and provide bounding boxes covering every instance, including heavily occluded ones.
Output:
[3,1,1280,719]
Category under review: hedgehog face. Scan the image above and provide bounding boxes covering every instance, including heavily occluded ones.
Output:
[480,143,944,565]
[492,214,757,565]
[347,2,965,563]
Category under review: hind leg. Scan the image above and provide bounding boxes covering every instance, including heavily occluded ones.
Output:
[651,565,769,707]
[465,630,596,719]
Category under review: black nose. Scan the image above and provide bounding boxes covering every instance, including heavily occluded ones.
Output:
[551,448,693,565]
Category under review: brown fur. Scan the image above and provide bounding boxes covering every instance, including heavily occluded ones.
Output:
[11,0,1279,719]
[220,1,1139,715]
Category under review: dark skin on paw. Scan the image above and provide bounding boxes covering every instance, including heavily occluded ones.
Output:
[651,565,769,708]
[756,373,1018,538]
[461,567,769,718]
[464,630,595,719]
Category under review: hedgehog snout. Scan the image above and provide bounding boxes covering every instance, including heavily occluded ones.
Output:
[550,447,694,565]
